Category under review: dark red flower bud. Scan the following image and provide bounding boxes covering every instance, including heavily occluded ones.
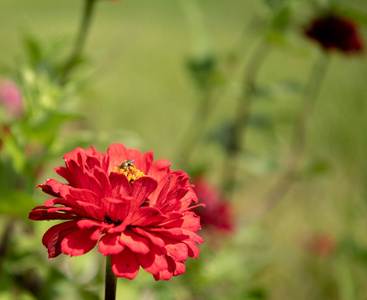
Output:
[304,15,364,53]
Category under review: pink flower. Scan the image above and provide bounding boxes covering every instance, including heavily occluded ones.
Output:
[29,144,204,280]
[304,15,364,53]
[192,177,233,233]
[0,79,23,119]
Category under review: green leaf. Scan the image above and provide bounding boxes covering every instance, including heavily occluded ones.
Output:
[271,5,292,31]
[23,34,43,67]
[186,54,223,90]
[21,110,79,146]
[207,120,234,150]
[1,131,25,173]
[302,158,331,177]
[246,287,267,300]
[248,114,273,130]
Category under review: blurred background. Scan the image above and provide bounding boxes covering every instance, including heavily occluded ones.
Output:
[0,0,367,299]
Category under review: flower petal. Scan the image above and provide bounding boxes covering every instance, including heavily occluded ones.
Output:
[135,247,168,276]
[111,248,140,279]
[54,166,74,185]
[139,151,154,174]
[131,176,157,206]
[61,227,101,257]
[129,207,165,227]
[148,158,171,180]
[109,171,131,198]
[105,143,129,173]
[119,229,150,255]
[165,242,188,262]
[101,196,131,223]
[92,166,112,197]
[98,233,125,255]
[42,220,79,258]
[131,227,165,248]
[29,206,81,221]
[153,257,186,281]
[36,178,64,197]
[184,240,200,259]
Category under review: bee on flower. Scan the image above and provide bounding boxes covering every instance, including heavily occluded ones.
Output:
[29,143,204,280]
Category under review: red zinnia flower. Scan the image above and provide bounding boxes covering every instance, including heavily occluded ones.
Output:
[29,144,204,280]
[304,15,364,53]
[192,177,233,233]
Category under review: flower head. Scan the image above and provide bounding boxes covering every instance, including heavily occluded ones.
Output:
[304,14,364,53]
[192,177,233,233]
[29,144,204,280]
[0,79,23,119]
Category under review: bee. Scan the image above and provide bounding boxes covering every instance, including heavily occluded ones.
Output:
[118,159,134,171]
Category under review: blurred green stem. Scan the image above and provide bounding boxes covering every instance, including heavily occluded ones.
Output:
[175,0,212,166]
[105,256,117,300]
[60,0,98,84]
[221,40,269,195]
[0,219,13,275]
[244,52,329,223]
[175,88,213,166]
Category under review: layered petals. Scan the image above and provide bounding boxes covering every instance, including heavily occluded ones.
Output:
[29,143,203,280]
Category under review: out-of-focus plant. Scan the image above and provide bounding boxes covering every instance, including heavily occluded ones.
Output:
[0,0,110,298]
[242,8,364,224]
[219,0,296,196]
[177,0,298,196]
[0,43,92,300]
[174,0,224,168]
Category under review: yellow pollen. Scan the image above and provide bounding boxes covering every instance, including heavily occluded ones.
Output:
[114,164,146,184]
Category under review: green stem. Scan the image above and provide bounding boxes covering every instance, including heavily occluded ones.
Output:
[287,52,329,169]
[221,40,269,195]
[105,256,117,300]
[59,0,98,85]
[174,0,213,167]
[175,88,213,166]
[0,219,13,276]
[243,52,329,223]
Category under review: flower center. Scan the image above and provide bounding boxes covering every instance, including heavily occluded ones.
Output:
[104,215,122,226]
[114,159,146,184]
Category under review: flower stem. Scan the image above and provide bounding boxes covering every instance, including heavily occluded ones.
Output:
[0,220,14,276]
[175,88,213,166]
[105,256,117,300]
[221,40,269,195]
[243,52,330,223]
[59,0,98,85]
